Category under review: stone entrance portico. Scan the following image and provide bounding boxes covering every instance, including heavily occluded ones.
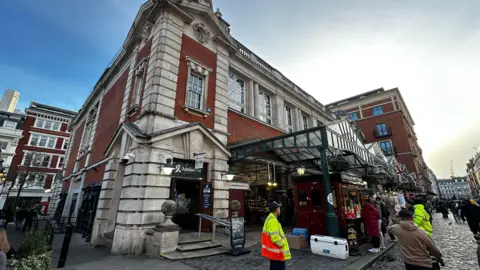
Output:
[90,122,230,255]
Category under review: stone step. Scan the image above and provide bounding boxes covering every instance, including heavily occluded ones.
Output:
[178,237,212,245]
[161,246,229,260]
[176,241,222,252]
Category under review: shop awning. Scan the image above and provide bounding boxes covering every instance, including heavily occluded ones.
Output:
[229,120,394,175]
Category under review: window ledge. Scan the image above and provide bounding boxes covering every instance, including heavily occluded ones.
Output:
[127,104,139,116]
[183,105,210,118]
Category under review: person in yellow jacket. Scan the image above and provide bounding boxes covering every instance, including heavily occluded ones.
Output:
[262,202,291,270]
[413,198,433,238]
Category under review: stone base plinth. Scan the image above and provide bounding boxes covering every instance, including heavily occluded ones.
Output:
[90,220,107,247]
[111,225,152,255]
[145,226,180,257]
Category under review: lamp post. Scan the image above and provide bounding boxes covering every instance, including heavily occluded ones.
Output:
[320,126,339,237]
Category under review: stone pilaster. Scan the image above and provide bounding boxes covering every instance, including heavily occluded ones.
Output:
[253,82,260,119]
[120,47,139,123]
[213,45,230,144]
[246,79,255,117]
[138,11,183,134]
[111,145,172,255]
[294,107,302,131]
[61,178,75,218]
[211,153,230,220]
[272,94,285,130]
[91,159,118,246]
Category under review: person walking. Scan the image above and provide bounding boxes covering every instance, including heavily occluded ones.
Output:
[22,207,38,233]
[261,202,291,270]
[375,196,388,248]
[362,196,381,253]
[0,228,10,270]
[460,199,480,235]
[388,210,443,270]
[413,198,433,238]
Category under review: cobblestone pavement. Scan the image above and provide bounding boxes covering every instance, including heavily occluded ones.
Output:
[180,241,394,270]
[369,213,479,270]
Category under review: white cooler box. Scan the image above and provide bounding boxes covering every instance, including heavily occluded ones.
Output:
[310,235,349,260]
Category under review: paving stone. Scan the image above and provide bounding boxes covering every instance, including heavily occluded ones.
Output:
[368,213,479,270]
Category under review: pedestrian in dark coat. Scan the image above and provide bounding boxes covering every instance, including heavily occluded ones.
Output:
[461,200,480,235]
[362,197,381,253]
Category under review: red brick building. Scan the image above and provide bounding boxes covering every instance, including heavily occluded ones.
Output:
[6,102,76,207]
[58,0,339,255]
[327,88,430,189]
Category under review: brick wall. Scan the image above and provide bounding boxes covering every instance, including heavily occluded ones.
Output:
[84,164,106,187]
[227,111,284,145]
[89,70,128,164]
[65,121,85,176]
[174,34,216,129]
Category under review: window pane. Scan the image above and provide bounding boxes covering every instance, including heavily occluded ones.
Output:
[47,137,55,148]
[44,121,52,130]
[187,73,204,109]
[35,119,45,128]
[52,122,61,131]
[298,190,307,207]
[39,136,47,147]
[63,140,69,150]
[0,142,7,150]
[311,188,322,207]
[30,135,39,146]
[42,156,50,167]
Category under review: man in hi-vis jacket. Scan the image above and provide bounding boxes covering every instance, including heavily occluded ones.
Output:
[261,202,291,270]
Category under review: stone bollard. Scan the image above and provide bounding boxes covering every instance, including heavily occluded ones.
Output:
[145,199,180,257]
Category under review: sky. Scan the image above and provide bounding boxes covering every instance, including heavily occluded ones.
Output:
[0,0,479,178]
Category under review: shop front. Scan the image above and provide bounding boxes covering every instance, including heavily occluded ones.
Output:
[293,172,369,241]
[229,121,397,238]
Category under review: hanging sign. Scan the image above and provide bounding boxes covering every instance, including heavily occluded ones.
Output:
[202,184,211,209]
[172,159,203,179]
[340,172,363,185]
[194,153,205,170]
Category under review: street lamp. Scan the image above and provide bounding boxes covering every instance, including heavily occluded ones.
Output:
[297,166,305,176]
[160,158,174,175]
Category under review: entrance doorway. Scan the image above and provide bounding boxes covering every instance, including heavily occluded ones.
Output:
[172,179,200,231]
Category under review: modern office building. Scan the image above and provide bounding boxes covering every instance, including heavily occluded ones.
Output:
[0,90,20,113]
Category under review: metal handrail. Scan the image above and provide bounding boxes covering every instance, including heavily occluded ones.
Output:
[195,213,231,242]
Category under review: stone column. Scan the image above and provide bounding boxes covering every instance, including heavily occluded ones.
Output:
[61,177,75,218]
[272,95,285,130]
[308,115,316,129]
[137,11,184,134]
[295,108,302,131]
[91,158,118,246]
[246,80,255,117]
[253,82,260,119]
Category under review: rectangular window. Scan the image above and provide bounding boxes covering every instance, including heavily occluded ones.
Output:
[63,140,69,150]
[3,120,17,129]
[29,134,56,148]
[23,152,50,167]
[380,141,393,155]
[34,119,61,131]
[285,106,293,133]
[302,115,308,130]
[186,72,205,110]
[259,91,272,124]
[57,157,65,169]
[0,142,7,150]
[41,155,51,167]
[373,105,384,116]
[227,72,245,113]
[348,112,358,121]
[376,123,389,136]
[132,72,144,107]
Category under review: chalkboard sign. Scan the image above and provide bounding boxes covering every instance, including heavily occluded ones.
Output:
[230,217,245,248]
[202,184,211,209]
